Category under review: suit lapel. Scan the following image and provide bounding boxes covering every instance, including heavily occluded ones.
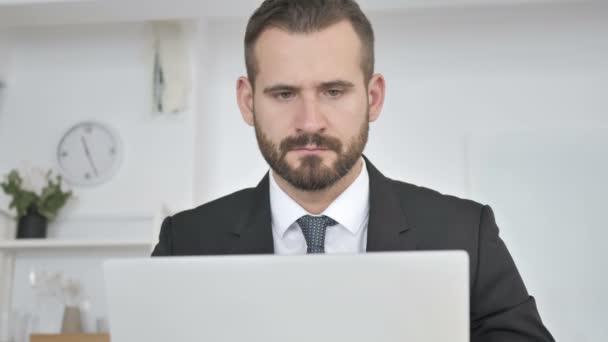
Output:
[227,156,417,254]
[364,156,418,252]
[228,173,275,254]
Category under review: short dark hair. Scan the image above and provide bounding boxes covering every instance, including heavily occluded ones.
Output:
[244,0,375,86]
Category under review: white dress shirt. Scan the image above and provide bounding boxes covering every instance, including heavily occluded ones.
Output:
[269,158,370,255]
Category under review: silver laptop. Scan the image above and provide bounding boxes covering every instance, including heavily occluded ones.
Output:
[104,251,469,342]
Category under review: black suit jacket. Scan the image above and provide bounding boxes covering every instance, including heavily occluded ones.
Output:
[152,156,554,341]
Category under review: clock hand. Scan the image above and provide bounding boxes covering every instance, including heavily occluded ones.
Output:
[81,135,99,176]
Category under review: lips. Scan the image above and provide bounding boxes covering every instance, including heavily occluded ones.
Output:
[292,146,329,151]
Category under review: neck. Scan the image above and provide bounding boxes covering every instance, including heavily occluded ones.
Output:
[273,158,363,215]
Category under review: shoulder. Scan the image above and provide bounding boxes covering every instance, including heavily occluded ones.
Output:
[170,187,258,231]
[390,178,484,215]
[152,187,259,256]
[365,157,484,220]
[386,178,487,249]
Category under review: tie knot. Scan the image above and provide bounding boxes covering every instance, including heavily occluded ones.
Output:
[296,215,337,254]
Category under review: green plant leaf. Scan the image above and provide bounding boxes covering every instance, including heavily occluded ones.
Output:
[2,169,72,219]
[1,169,39,217]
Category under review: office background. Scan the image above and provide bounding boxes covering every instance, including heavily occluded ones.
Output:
[0,0,606,340]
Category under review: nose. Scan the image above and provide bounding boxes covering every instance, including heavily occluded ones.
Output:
[294,93,327,134]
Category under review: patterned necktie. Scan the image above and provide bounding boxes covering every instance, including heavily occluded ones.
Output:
[296,215,337,254]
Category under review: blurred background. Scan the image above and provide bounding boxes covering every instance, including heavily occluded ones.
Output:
[0,0,606,341]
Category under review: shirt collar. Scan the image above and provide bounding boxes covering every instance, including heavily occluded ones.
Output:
[269,169,308,239]
[322,158,369,235]
[269,158,370,238]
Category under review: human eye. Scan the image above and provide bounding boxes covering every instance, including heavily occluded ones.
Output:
[324,89,344,98]
[273,91,295,101]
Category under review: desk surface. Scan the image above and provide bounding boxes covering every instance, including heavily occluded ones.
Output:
[31,334,110,342]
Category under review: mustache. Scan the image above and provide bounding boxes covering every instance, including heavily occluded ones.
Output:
[279,133,342,156]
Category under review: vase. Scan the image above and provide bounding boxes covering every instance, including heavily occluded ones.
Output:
[16,207,47,239]
[61,306,82,333]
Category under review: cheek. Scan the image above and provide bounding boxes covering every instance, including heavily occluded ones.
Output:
[254,99,294,141]
[324,95,368,137]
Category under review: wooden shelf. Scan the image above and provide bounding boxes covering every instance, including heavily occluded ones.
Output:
[0,239,154,250]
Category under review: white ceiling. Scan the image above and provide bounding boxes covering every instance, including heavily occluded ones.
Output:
[0,0,596,27]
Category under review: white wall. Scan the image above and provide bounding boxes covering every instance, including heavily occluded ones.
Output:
[0,22,195,217]
[0,32,10,119]
[194,2,608,341]
[468,131,608,341]
[0,21,197,332]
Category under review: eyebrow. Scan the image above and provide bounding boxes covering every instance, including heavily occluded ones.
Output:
[319,80,355,89]
[263,84,298,95]
[262,80,356,95]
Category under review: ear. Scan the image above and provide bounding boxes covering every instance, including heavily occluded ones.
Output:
[367,73,386,123]
[237,76,255,126]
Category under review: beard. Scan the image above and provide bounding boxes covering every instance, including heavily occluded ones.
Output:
[254,113,369,192]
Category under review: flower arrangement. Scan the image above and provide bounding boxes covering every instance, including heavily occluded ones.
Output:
[1,168,72,220]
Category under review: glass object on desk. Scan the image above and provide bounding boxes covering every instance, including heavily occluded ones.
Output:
[0,311,36,342]
[96,317,109,334]
[0,309,13,342]
[29,270,64,333]
[60,278,83,333]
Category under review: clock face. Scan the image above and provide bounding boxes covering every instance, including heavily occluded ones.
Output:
[57,121,122,186]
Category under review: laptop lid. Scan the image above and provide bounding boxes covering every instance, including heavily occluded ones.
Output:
[104,251,469,342]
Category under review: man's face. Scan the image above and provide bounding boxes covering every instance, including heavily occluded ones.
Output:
[239,21,383,191]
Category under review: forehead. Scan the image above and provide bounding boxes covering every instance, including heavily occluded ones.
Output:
[253,20,364,86]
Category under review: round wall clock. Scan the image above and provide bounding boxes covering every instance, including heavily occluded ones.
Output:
[56,121,123,186]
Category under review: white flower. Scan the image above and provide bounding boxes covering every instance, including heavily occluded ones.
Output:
[29,166,48,195]
[17,161,34,192]
[17,162,55,194]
